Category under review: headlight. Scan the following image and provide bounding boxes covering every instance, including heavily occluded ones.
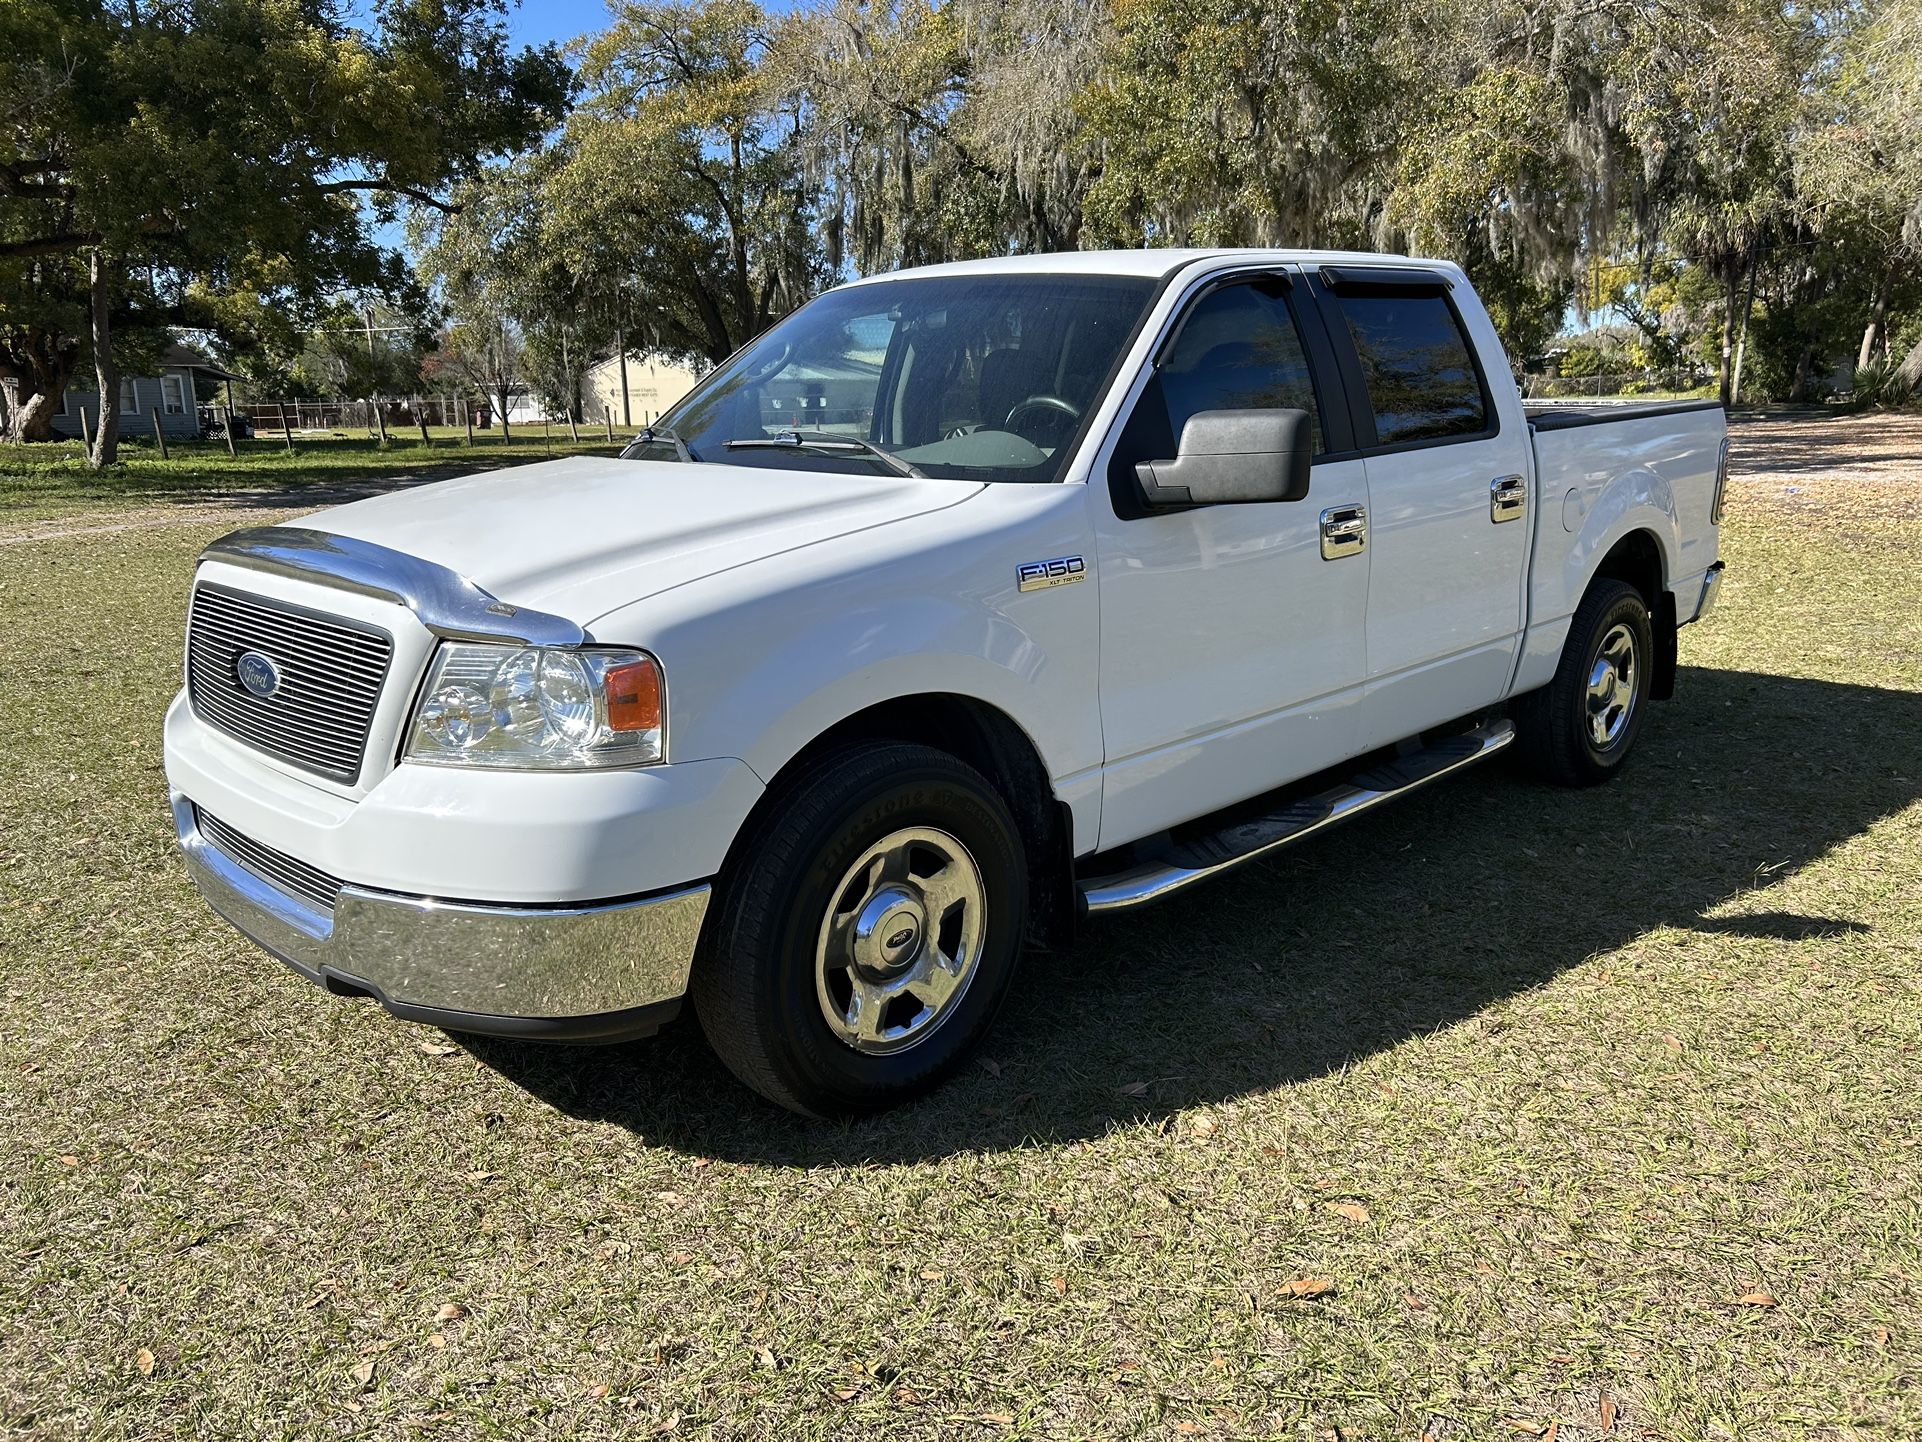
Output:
[405,644,664,769]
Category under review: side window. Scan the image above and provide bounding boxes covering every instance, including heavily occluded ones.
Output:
[1157,280,1324,453]
[1332,291,1488,445]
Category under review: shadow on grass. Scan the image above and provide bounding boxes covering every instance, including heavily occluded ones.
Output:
[461,666,1922,1163]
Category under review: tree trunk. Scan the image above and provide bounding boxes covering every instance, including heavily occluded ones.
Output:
[1858,265,1895,371]
[1716,264,1739,408]
[88,250,120,469]
[1729,259,1757,407]
[1,324,81,442]
[1895,334,1922,398]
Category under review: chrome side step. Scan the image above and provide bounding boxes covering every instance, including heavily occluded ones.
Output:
[1079,719,1515,914]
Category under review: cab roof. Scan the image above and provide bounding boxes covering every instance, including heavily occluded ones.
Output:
[837,248,1450,286]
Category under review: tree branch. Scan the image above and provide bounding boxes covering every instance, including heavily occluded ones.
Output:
[316,178,462,214]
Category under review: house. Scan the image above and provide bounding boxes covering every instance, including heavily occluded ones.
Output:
[52,342,241,440]
[584,351,703,428]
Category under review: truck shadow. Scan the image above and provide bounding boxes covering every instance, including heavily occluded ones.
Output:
[461,666,1922,1163]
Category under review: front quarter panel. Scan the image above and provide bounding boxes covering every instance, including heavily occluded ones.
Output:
[589,483,1106,855]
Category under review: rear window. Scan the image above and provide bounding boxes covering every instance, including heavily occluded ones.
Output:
[1334,292,1488,446]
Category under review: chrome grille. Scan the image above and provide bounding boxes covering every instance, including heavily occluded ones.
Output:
[194,807,345,914]
[186,583,392,784]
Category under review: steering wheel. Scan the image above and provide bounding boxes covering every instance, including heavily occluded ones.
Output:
[1003,394,1082,443]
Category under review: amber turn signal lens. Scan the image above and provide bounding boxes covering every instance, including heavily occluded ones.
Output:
[603,658,662,733]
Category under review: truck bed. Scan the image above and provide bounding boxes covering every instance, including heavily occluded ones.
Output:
[1525,398,1724,431]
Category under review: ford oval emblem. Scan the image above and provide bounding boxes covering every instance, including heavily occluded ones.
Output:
[235,650,282,699]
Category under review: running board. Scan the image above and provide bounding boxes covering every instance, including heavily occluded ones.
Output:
[1079,719,1515,914]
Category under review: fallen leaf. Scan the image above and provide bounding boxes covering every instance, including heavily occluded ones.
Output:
[978,1056,1002,1078]
[1402,1293,1426,1309]
[1545,1352,1574,1365]
[755,1345,778,1370]
[1737,1290,1779,1308]
[466,1170,500,1184]
[1599,1394,1617,1432]
[1663,1034,1683,1052]
[428,1333,447,1349]
[1279,1276,1335,1299]
[587,1382,610,1398]
[434,1302,468,1323]
[689,1157,712,1170]
[1188,1113,1218,1137]
[1175,1425,1201,1435]
[667,1252,693,1266]
[134,1348,156,1376]
[1118,1081,1150,1098]
[1051,1275,1069,1295]
[349,1361,376,1387]
[1544,1424,1559,1442]
[919,1269,945,1281]
[1328,1201,1370,1224]
[417,1041,458,1057]
[1873,1325,1891,1346]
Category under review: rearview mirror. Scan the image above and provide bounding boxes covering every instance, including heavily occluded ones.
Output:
[1135,408,1313,508]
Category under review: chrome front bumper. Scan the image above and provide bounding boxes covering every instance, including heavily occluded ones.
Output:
[172,793,709,1041]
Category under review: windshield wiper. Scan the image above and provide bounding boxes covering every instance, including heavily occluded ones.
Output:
[724,429,925,479]
[624,424,697,463]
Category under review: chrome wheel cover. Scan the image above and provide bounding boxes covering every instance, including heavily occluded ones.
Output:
[1585,621,1640,750]
[814,826,986,1055]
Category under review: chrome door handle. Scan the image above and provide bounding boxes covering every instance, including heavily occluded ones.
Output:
[1490,474,1527,523]
[1319,504,1367,560]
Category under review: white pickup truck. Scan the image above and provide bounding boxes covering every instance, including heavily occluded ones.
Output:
[166,250,1727,1115]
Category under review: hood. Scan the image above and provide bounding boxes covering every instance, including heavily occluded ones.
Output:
[309,455,983,625]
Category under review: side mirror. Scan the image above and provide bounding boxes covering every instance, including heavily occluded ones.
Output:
[1135,408,1313,508]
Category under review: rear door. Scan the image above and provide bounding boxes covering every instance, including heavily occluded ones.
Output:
[1089,268,1373,850]
[1307,267,1532,743]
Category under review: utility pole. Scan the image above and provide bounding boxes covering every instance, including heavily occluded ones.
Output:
[366,305,386,443]
[616,325,631,428]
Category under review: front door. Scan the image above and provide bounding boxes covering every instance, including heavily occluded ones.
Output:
[1091,272,1372,851]
[1307,270,1533,742]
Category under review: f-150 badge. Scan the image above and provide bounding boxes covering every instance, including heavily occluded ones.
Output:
[1017,555,1087,593]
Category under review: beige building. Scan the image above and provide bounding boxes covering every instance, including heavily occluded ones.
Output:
[585,351,703,429]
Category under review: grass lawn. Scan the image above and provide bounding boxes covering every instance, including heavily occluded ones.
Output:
[0,429,624,525]
[1,414,1919,1439]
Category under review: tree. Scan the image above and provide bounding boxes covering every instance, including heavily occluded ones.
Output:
[0,0,569,463]
[534,0,823,365]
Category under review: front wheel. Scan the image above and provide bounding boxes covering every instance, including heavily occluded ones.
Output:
[690,743,1027,1117]
[1514,578,1654,786]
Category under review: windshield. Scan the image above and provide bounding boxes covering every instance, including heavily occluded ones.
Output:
[632,273,1159,483]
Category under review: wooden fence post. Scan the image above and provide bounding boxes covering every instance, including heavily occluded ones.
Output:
[603,406,614,442]
[151,410,169,460]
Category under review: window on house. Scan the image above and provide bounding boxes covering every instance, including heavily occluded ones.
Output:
[119,378,139,414]
[161,375,187,415]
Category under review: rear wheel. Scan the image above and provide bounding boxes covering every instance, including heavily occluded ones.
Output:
[1515,578,1654,786]
[691,743,1027,1117]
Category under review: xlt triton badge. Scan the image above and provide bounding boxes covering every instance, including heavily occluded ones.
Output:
[1017,555,1087,593]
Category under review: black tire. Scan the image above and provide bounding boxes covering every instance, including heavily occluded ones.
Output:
[1514,578,1654,787]
[690,742,1028,1117]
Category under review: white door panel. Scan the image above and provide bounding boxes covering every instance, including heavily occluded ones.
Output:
[1092,456,1370,849]
[1361,439,1529,741]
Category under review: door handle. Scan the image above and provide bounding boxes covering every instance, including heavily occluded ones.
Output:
[1319,504,1367,560]
[1490,474,1527,523]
